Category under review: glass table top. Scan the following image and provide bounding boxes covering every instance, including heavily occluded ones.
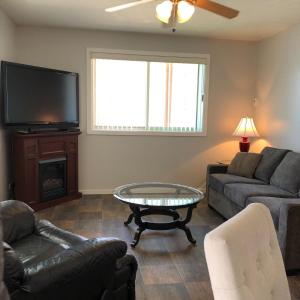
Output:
[113,182,204,208]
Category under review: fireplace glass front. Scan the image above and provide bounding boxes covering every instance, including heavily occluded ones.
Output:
[39,157,67,201]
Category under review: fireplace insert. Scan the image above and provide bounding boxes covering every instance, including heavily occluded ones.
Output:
[39,157,67,201]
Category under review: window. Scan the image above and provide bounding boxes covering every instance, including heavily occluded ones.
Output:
[87,49,209,135]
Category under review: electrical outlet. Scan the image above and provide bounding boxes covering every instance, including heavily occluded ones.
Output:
[8,182,15,199]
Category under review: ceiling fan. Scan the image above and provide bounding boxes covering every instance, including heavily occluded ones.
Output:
[105,0,239,27]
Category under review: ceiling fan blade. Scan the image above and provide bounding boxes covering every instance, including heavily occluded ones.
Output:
[191,0,239,19]
[105,0,156,13]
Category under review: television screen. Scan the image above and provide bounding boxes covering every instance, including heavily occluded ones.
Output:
[1,61,79,127]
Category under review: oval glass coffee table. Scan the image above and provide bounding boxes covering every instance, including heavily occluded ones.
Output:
[113,182,204,247]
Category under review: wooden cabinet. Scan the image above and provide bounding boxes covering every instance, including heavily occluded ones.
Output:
[13,131,81,211]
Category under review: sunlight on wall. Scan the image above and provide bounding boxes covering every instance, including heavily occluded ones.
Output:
[173,138,271,189]
[251,138,271,153]
[174,140,238,186]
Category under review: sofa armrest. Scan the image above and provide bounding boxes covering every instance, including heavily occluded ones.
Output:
[21,238,127,295]
[278,201,300,271]
[207,164,228,175]
[206,164,228,193]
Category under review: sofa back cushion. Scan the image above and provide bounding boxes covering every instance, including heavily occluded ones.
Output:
[255,147,289,183]
[228,152,262,179]
[270,152,300,194]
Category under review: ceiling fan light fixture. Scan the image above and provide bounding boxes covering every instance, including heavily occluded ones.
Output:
[177,0,195,23]
[156,0,173,24]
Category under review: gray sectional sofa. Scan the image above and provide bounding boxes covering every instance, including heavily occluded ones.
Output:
[207,147,300,272]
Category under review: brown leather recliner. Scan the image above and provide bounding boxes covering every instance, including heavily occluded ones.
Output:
[1,200,137,300]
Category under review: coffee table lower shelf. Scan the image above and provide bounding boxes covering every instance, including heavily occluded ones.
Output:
[124,204,197,247]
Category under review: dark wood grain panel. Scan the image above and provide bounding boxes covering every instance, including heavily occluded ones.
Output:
[65,135,78,153]
[67,152,78,194]
[39,136,65,157]
[24,139,38,158]
[24,157,38,203]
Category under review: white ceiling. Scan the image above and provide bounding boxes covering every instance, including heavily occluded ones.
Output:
[1,0,300,41]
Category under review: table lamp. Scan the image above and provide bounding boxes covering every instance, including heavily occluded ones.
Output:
[233,117,259,152]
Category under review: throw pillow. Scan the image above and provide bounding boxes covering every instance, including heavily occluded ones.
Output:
[228,152,262,179]
[254,147,289,183]
[270,152,300,194]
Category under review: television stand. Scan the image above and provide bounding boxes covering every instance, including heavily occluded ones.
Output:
[17,127,80,134]
[12,130,82,211]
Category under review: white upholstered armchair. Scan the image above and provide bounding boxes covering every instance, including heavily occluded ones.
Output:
[204,203,291,300]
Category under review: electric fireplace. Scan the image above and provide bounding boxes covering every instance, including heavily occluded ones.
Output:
[39,157,67,201]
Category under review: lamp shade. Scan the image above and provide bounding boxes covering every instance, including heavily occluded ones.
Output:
[177,1,195,23]
[156,0,173,24]
[233,117,259,138]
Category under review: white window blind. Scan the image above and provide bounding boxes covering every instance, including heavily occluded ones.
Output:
[88,49,209,135]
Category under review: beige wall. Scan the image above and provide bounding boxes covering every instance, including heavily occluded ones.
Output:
[256,23,300,151]
[0,10,15,199]
[1,12,298,194]
[15,26,257,193]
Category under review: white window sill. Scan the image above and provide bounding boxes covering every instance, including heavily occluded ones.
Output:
[87,129,207,137]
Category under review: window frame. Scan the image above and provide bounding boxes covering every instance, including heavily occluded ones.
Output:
[86,48,210,136]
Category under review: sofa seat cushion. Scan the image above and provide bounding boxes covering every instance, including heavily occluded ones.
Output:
[11,234,66,268]
[255,147,289,183]
[246,197,300,229]
[209,174,266,193]
[224,183,294,208]
[270,152,300,194]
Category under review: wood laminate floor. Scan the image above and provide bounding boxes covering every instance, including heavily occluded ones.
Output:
[36,195,300,300]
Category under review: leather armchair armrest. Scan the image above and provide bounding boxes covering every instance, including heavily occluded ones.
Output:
[35,219,87,247]
[22,238,127,294]
[278,201,300,271]
[114,254,138,299]
[116,254,137,272]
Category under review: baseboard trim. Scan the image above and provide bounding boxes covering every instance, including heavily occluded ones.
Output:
[81,184,206,196]
[197,181,207,194]
[80,189,113,195]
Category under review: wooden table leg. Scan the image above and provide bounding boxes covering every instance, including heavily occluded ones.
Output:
[178,205,197,245]
[124,204,197,247]
[131,227,145,247]
[124,213,134,226]
[131,206,145,247]
[124,205,135,225]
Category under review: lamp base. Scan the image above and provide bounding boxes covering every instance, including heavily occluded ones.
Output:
[239,137,250,152]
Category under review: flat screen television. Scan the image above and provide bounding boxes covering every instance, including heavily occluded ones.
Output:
[1,61,79,129]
